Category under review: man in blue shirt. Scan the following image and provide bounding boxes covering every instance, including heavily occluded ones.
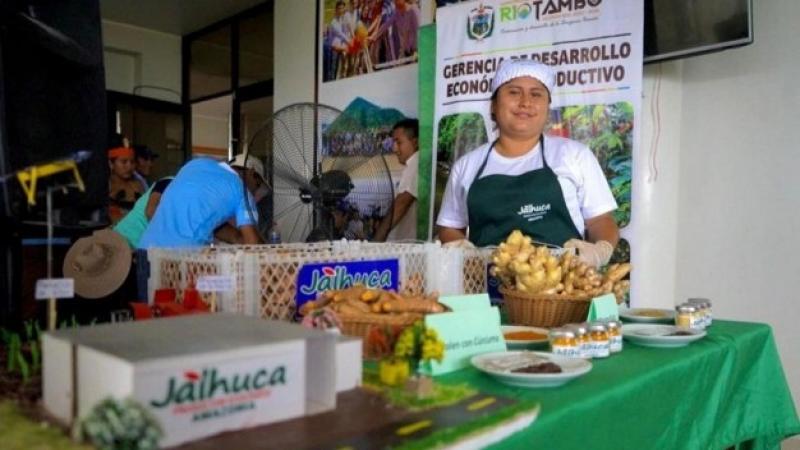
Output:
[139,155,264,248]
[135,155,265,301]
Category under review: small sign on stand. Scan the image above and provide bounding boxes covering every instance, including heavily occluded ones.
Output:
[586,293,620,322]
[423,293,505,376]
[35,278,75,300]
[197,275,235,312]
[36,278,75,329]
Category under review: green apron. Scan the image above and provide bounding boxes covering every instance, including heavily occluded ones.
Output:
[466,136,582,247]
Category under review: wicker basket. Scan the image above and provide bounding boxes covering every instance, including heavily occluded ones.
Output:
[338,313,422,339]
[338,313,422,360]
[500,287,594,328]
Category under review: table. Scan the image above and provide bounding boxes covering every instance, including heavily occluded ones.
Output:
[446,320,800,450]
[182,320,799,450]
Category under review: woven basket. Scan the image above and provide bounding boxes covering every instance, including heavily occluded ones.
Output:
[338,313,422,360]
[338,313,422,339]
[500,287,594,328]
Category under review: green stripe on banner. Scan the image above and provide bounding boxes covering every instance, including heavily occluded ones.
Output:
[417,24,436,240]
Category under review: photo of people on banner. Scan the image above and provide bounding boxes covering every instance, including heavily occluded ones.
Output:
[321,0,421,82]
[321,97,406,157]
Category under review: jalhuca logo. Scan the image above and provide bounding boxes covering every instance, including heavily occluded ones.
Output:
[150,366,286,422]
[298,265,393,296]
[467,4,494,41]
[517,203,551,222]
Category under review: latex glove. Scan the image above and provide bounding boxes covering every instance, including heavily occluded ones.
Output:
[442,239,476,249]
[563,239,614,268]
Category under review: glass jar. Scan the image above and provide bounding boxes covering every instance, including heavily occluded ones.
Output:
[675,304,702,330]
[688,298,712,327]
[549,328,579,358]
[588,322,610,358]
[568,323,591,358]
[606,320,623,353]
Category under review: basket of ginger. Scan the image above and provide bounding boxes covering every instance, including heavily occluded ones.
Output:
[299,285,447,343]
[493,230,631,328]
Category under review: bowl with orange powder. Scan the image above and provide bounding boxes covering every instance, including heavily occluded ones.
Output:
[501,325,550,349]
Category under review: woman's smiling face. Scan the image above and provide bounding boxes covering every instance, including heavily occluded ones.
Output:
[491,76,550,140]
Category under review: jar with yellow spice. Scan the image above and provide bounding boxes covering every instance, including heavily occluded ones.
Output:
[568,323,591,358]
[689,298,712,328]
[675,303,702,330]
[549,328,579,358]
[588,322,610,358]
[606,320,623,353]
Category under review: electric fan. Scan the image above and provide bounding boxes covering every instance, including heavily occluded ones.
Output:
[245,102,395,243]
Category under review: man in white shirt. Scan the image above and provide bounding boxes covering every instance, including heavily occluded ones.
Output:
[374,118,418,241]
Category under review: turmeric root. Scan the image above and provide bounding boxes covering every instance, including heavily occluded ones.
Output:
[382,298,445,314]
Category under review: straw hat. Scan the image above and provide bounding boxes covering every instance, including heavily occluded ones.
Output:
[63,229,132,299]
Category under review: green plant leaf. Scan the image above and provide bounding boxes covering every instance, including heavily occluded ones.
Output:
[30,340,41,371]
[24,321,34,342]
[7,334,21,372]
[17,350,30,382]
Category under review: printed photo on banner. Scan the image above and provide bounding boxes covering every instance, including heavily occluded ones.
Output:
[318,96,411,240]
[321,0,422,82]
[322,97,404,157]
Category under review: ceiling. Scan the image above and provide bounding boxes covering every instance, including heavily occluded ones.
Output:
[100,0,267,35]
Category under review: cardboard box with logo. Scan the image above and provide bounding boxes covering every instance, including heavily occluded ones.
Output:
[42,314,356,447]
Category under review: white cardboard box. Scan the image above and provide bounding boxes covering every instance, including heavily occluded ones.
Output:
[335,335,362,392]
[43,314,339,448]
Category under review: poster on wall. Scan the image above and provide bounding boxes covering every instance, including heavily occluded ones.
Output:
[317,0,434,240]
[321,0,424,82]
[431,0,642,289]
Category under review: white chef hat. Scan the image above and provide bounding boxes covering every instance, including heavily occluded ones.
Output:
[491,59,555,98]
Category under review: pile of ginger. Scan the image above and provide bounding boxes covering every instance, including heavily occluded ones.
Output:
[491,230,630,301]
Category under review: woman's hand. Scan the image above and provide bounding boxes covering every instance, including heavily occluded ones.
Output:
[563,239,614,268]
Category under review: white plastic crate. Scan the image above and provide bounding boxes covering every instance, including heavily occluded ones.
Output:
[147,242,494,321]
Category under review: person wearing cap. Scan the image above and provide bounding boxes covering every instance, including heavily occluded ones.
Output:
[108,146,145,225]
[436,59,619,267]
[133,145,159,189]
[134,155,264,299]
[374,118,419,241]
[138,155,265,249]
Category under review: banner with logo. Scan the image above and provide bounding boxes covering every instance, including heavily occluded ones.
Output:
[431,0,642,289]
[295,258,400,310]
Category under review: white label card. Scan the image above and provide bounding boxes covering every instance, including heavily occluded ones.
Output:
[35,278,74,300]
[197,275,235,293]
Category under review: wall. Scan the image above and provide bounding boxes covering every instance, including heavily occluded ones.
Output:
[101,20,182,102]
[631,60,684,312]
[672,0,800,415]
[273,0,315,111]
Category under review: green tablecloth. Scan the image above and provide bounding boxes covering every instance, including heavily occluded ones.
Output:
[440,320,800,450]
